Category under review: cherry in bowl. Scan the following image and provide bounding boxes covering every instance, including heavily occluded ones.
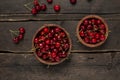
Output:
[32,24,72,65]
[76,15,109,47]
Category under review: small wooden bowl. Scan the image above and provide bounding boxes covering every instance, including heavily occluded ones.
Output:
[76,15,109,47]
[32,24,72,65]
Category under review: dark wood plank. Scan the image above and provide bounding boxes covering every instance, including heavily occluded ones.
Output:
[0,14,120,21]
[0,52,111,66]
[0,17,120,52]
[0,52,120,80]
[0,0,119,14]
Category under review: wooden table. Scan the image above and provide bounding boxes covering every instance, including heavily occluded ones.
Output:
[0,0,120,80]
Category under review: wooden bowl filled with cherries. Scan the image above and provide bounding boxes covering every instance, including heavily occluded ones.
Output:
[76,15,109,47]
[32,24,72,65]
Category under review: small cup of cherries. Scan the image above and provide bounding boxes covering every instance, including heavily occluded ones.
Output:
[76,15,109,47]
[32,24,72,65]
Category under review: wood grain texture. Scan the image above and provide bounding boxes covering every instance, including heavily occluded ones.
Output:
[0,52,119,80]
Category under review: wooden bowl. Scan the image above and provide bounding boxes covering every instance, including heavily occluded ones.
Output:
[32,24,72,65]
[76,15,109,47]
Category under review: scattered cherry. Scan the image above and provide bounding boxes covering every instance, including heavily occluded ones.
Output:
[70,0,77,4]
[47,0,53,3]
[41,3,47,11]
[54,5,60,12]
[10,27,25,44]
[31,8,37,15]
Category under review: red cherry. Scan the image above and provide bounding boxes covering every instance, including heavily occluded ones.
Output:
[19,27,25,34]
[89,32,95,38]
[100,30,106,35]
[63,43,69,50]
[100,35,105,41]
[35,5,41,11]
[34,38,39,44]
[38,43,44,48]
[84,20,88,25]
[54,5,60,12]
[61,52,67,58]
[95,33,100,39]
[55,56,60,62]
[92,38,97,44]
[80,25,86,31]
[47,0,53,3]
[100,24,105,30]
[13,37,19,44]
[43,27,49,33]
[18,34,24,40]
[51,52,57,58]
[70,0,77,4]
[97,19,101,24]
[39,36,45,41]
[31,8,37,15]
[55,27,61,32]
[84,37,89,43]
[36,49,42,57]
[45,39,50,44]
[60,32,66,38]
[42,54,48,60]
[34,0,39,6]
[79,31,85,37]
[45,45,50,51]
[91,19,96,24]
[55,42,61,48]
[87,25,93,30]
[41,3,47,11]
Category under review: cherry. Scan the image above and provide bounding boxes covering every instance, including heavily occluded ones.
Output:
[95,33,100,39]
[84,20,88,25]
[97,19,101,24]
[100,24,105,30]
[45,39,50,44]
[55,27,61,32]
[54,5,60,12]
[51,52,57,58]
[18,34,24,40]
[19,27,25,34]
[42,54,48,60]
[36,49,42,57]
[70,0,77,4]
[60,32,66,38]
[55,42,61,48]
[13,37,19,44]
[61,52,67,58]
[100,35,105,41]
[38,43,44,48]
[35,5,41,11]
[84,37,89,43]
[87,25,93,30]
[43,27,49,33]
[31,8,37,15]
[41,3,47,11]
[79,31,85,37]
[47,0,53,3]
[34,38,39,44]
[91,18,96,24]
[33,0,39,6]
[55,56,60,62]
[80,25,86,31]
[92,38,97,44]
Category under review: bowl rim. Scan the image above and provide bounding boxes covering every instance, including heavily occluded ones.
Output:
[76,15,109,48]
[32,24,72,65]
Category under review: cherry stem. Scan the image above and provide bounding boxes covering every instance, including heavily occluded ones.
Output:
[9,29,19,37]
[24,2,33,11]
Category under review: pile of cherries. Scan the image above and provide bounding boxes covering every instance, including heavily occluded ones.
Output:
[10,27,25,44]
[31,0,77,15]
[33,25,71,63]
[78,17,107,44]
